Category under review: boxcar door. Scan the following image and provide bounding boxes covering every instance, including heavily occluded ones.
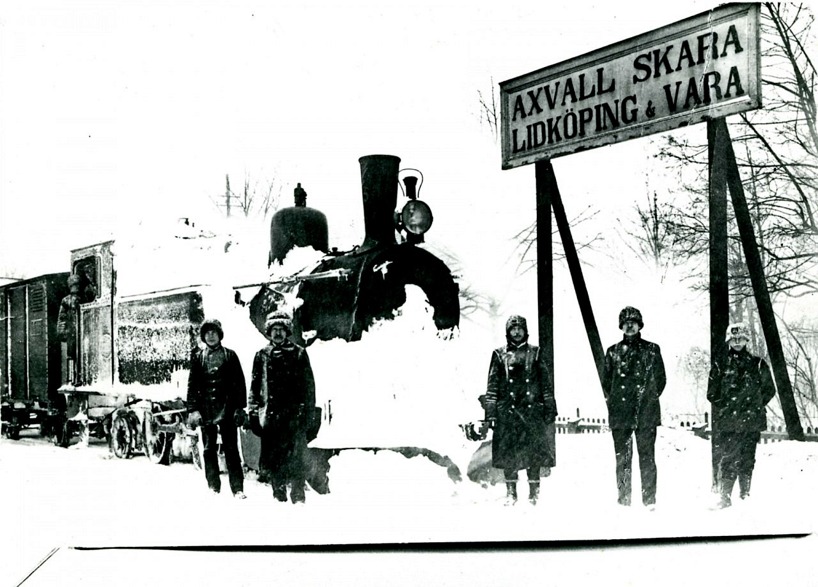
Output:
[8,286,28,401]
[26,281,50,403]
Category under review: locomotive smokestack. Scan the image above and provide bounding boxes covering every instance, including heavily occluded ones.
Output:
[359,154,400,248]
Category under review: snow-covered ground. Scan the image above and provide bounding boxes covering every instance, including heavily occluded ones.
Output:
[1,423,816,586]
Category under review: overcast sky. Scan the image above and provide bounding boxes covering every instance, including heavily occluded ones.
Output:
[1,0,714,274]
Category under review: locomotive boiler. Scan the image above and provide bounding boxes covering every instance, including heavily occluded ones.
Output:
[247,154,460,345]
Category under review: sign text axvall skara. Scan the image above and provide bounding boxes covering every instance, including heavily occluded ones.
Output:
[500,4,760,168]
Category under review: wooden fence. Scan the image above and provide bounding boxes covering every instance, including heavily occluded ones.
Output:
[554,411,818,442]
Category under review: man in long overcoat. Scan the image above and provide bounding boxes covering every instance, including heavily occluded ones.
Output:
[707,322,776,508]
[249,312,318,504]
[602,306,666,508]
[186,319,248,498]
[484,315,557,505]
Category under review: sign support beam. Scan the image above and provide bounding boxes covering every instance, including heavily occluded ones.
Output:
[535,161,554,392]
[536,160,606,390]
[712,118,805,441]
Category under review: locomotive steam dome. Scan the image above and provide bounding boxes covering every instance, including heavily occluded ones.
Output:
[269,183,329,265]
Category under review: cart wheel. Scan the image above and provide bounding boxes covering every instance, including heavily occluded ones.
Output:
[144,411,172,465]
[109,411,134,459]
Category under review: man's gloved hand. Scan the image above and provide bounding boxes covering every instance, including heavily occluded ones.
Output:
[187,410,202,429]
[234,409,249,428]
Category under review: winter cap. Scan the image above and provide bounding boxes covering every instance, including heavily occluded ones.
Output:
[505,315,528,334]
[725,322,750,342]
[67,274,81,288]
[618,306,644,329]
[200,319,224,342]
[265,312,293,335]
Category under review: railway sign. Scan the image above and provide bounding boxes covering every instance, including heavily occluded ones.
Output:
[500,3,760,169]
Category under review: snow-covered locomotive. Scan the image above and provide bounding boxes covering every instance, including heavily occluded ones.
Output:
[1,154,465,483]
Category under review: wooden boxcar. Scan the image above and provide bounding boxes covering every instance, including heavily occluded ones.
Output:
[0,272,69,438]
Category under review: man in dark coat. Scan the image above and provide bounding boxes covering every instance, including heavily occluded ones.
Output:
[186,319,248,498]
[56,274,83,375]
[249,312,318,504]
[484,315,557,505]
[602,306,666,509]
[707,322,776,509]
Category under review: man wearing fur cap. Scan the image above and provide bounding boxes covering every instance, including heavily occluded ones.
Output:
[707,322,776,508]
[249,312,318,504]
[186,319,248,499]
[484,315,557,505]
[602,306,666,509]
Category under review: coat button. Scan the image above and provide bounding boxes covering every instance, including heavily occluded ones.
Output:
[509,379,514,383]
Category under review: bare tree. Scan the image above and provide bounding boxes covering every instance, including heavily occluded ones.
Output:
[510,206,604,275]
[679,346,711,414]
[477,77,499,141]
[780,319,818,429]
[654,4,818,298]
[430,244,503,320]
[617,173,682,281]
[648,3,818,421]
[212,173,282,219]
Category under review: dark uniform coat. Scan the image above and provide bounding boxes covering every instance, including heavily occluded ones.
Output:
[56,293,81,356]
[186,346,247,425]
[707,347,776,432]
[249,340,317,476]
[485,341,557,470]
[602,334,666,430]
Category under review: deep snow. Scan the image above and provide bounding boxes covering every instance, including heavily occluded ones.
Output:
[1,422,816,586]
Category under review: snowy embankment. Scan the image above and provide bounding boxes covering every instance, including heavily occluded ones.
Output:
[2,425,816,585]
[3,425,815,546]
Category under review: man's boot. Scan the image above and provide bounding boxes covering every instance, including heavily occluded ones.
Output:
[272,481,288,502]
[717,475,735,509]
[290,481,306,504]
[528,481,540,505]
[739,473,752,500]
[505,482,518,505]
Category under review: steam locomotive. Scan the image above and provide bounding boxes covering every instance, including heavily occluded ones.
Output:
[0,154,462,480]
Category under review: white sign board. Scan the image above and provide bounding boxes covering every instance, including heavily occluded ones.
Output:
[500,3,761,169]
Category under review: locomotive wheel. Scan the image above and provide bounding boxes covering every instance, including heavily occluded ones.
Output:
[143,411,172,465]
[109,411,134,459]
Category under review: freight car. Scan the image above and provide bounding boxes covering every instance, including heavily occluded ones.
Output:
[0,273,68,439]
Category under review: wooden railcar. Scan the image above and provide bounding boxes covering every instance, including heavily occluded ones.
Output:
[0,272,69,438]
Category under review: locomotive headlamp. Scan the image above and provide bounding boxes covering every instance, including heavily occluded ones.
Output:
[397,170,433,240]
[401,199,433,235]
